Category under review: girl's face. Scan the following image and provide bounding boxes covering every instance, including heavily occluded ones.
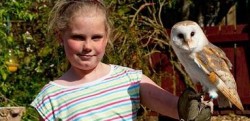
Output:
[60,14,108,71]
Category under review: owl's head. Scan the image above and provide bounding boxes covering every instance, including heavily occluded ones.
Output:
[170,20,208,52]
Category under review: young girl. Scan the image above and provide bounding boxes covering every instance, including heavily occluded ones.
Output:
[31,0,179,120]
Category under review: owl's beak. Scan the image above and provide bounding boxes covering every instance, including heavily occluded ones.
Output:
[184,39,192,50]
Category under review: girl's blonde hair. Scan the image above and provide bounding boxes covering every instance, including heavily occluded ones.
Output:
[48,0,111,38]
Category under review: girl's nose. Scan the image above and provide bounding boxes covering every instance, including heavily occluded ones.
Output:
[82,41,91,52]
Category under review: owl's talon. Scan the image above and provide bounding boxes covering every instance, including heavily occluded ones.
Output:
[200,96,214,114]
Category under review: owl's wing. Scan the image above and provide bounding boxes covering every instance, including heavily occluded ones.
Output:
[194,43,244,111]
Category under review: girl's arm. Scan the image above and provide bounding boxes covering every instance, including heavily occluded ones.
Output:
[140,74,179,119]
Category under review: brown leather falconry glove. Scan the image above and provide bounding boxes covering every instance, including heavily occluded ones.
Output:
[178,87,212,121]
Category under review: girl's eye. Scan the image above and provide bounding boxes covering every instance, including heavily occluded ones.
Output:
[92,35,103,41]
[71,35,85,41]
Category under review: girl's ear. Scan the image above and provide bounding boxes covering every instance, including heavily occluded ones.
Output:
[105,31,110,45]
[55,31,63,46]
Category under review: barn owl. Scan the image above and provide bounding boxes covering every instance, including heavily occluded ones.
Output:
[170,20,244,112]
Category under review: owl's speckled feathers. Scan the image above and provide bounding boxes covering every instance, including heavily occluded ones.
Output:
[170,20,244,111]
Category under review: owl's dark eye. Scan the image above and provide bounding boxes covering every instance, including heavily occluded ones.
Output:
[177,33,184,39]
[191,32,195,36]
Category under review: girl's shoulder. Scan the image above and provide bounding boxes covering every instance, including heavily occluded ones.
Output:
[111,64,140,72]
[30,82,61,109]
[110,64,142,81]
[34,82,61,98]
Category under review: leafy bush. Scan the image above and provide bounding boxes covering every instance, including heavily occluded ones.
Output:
[0,1,68,120]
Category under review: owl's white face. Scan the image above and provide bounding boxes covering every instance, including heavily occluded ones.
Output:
[170,21,208,52]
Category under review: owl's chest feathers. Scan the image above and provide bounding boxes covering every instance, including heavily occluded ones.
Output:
[178,51,206,81]
[176,50,215,90]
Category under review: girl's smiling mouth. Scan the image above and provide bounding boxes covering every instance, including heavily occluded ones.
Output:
[77,54,94,59]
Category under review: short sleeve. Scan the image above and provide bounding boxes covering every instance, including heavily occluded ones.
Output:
[120,66,142,84]
[30,84,57,120]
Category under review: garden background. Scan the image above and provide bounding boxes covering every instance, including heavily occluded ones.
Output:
[0,0,249,120]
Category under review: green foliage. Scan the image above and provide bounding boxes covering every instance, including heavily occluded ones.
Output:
[0,0,188,120]
[0,0,67,120]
